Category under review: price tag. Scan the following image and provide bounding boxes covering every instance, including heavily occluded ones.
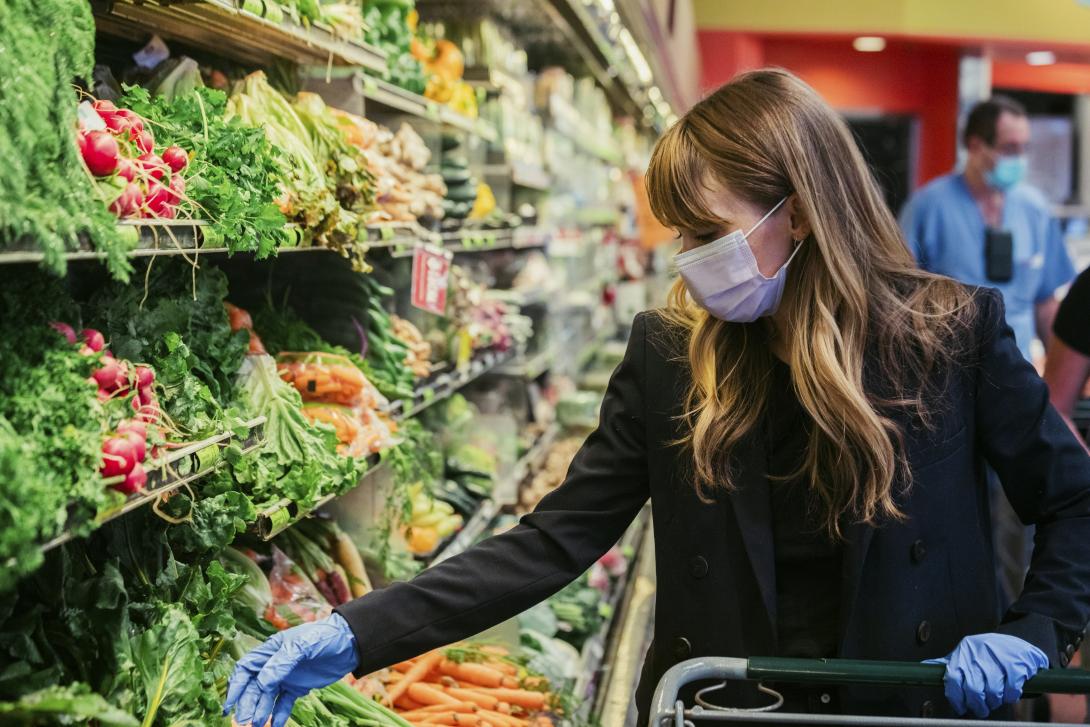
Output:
[425,101,441,120]
[194,444,221,472]
[379,225,395,241]
[363,75,379,94]
[410,245,452,315]
[268,507,292,532]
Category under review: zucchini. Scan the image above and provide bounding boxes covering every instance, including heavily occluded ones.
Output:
[445,181,478,202]
[441,154,469,170]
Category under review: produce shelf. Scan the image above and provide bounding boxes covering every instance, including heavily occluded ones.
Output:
[429,423,558,564]
[351,73,497,143]
[393,349,516,420]
[571,506,651,715]
[483,162,552,191]
[253,349,524,540]
[547,94,623,167]
[0,220,212,264]
[462,66,525,100]
[41,416,266,553]
[495,346,554,378]
[423,226,550,256]
[92,0,387,74]
[429,499,499,566]
[254,453,384,540]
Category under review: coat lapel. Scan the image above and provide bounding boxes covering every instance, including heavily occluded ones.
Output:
[726,431,778,630]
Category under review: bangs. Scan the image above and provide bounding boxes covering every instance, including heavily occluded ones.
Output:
[645,119,725,232]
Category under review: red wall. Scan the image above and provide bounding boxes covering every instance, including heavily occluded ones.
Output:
[993,59,1090,95]
[697,32,961,186]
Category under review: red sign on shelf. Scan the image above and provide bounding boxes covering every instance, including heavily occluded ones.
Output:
[410,245,452,315]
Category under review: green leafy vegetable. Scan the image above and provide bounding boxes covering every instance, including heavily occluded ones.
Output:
[0,683,138,726]
[119,84,290,257]
[0,0,132,278]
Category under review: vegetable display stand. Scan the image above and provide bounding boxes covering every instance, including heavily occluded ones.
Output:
[41,415,266,552]
[649,657,1090,726]
[92,0,388,73]
[0,219,210,264]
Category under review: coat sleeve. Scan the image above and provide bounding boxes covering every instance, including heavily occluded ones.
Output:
[973,289,1090,665]
[335,314,651,675]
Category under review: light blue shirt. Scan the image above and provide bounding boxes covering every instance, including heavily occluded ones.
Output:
[900,173,1075,360]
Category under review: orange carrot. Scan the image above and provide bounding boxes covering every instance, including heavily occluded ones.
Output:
[393,660,416,672]
[388,651,444,705]
[400,706,477,722]
[401,702,477,716]
[445,686,499,710]
[465,688,546,711]
[395,695,427,711]
[476,710,528,727]
[519,676,548,690]
[501,677,519,689]
[488,661,518,676]
[438,660,505,688]
[408,682,464,706]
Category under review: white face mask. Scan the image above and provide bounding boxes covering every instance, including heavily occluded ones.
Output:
[674,197,802,322]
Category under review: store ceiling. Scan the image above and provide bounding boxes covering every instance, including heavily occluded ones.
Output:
[693,0,1090,48]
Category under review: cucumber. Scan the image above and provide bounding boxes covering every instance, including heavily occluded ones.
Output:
[445,180,478,202]
[441,132,462,152]
[441,154,469,170]
[441,168,472,186]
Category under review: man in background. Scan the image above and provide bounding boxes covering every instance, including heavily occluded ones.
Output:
[900,96,1076,622]
[900,96,1074,365]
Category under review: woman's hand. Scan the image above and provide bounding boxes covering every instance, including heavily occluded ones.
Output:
[223,613,358,727]
[925,633,1049,717]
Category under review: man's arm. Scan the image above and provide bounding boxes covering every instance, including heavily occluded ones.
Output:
[1043,334,1090,449]
[1036,295,1061,350]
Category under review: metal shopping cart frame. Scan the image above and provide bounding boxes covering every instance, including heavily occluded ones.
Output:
[649,656,1090,726]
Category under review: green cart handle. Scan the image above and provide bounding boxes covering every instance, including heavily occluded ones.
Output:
[650,656,1090,725]
[748,656,1090,695]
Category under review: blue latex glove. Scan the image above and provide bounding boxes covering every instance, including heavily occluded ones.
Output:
[924,633,1049,718]
[223,612,358,727]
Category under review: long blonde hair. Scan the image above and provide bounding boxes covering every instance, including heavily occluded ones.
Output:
[646,69,974,536]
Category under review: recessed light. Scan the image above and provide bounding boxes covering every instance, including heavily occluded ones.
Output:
[1026,51,1057,66]
[853,36,886,52]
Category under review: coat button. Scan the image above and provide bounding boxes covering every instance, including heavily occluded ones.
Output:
[673,637,692,660]
[690,556,709,579]
[1061,652,1071,668]
[920,700,934,718]
[910,540,927,563]
[916,621,932,644]
[1066,643,1076,658]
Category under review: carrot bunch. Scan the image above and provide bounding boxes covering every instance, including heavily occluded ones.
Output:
[380,645,557,727]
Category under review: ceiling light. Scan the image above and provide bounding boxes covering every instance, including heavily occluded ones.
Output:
[852,36,886,52]
[1026,51,1057,65]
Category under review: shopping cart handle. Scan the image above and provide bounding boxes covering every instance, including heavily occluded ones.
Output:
[650,656,1090,723]
[747,656,1090,695]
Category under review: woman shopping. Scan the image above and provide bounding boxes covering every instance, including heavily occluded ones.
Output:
[225,69,1090,726]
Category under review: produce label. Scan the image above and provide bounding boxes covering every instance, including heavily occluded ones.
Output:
[411,245,452,315]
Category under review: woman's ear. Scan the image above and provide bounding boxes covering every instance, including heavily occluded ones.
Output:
[787,195,812,242]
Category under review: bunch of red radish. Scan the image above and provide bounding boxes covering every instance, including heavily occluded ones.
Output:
[77,99,190,220]
[52,322,161,495]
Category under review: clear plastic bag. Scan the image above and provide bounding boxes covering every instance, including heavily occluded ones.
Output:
[264,545,331,629]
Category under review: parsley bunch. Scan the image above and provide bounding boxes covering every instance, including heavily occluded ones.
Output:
[120,85,290,257]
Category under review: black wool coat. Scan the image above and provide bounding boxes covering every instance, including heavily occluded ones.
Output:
[337,288,1090,723]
